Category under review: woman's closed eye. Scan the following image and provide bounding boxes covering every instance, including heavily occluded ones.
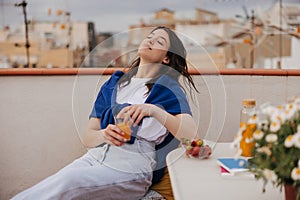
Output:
[146,36,164,46]
[157,40,164,46]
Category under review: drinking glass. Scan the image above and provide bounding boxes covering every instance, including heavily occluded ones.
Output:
[114,117,131,140]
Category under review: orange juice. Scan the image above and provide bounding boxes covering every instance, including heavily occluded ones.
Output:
[240,123,256,157]
[116,122,131,140]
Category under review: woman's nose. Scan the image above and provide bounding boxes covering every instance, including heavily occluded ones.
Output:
[148,38,154,45]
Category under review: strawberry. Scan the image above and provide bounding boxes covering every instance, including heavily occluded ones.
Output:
[191,146,200,157]
[191,140,198,147]
[185,145,193,157]
[182,137,212,159]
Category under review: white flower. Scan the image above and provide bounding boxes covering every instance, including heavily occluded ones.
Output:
[260,104,275,116]
[239,123,247,132]
[257,146,272,156]
[293,133,300,148]
[284,135,294,148]
[231,124,246,149]
[298,159,300,168]
[270,120,281,132]
[248,115,259,124]
[258,120,269,131]
[271,112,286,125]
[291,167,300,181]
[285,103,294,110]
[265,134,278,143]
[263,169,277,182]
[253,130,264,140]
[285,103,297,120]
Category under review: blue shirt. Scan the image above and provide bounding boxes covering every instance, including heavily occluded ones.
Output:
[90,70,192,184]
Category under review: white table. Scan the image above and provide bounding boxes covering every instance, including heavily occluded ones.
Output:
[166,143,285,200]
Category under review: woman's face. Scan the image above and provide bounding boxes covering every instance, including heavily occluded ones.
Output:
[137,28,170,64]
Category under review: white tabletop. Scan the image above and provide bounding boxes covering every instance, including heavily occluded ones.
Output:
[166,142,284,200]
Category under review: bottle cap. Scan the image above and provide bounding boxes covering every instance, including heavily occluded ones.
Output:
[242,99,256,107]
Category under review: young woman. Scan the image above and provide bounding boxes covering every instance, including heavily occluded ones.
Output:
[12,26,199,200]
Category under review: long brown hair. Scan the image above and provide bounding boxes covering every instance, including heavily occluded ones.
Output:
[119,26,198,94]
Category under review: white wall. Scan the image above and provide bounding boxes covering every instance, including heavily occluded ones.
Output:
[0,74,300,199]
[0,75,106,199]
[191,75,300,143]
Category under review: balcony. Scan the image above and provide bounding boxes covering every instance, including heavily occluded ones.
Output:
[1,68,300,199]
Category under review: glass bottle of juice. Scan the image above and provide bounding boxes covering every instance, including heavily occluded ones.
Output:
[239,99,256,157]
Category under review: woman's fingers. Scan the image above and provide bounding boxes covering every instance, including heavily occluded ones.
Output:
[116,107,132,126]
[118,104,153,127]
[103,125,127,146]
[117,106,130,118]
[134,114,145,127]
[130,107,141,125]
[130,105,151,126]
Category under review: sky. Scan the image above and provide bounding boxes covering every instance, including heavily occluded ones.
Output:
[1,0,299,33]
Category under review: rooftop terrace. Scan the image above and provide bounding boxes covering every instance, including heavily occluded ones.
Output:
[1,68,300,199]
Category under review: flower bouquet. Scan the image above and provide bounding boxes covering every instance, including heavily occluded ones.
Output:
[233,97,300,199]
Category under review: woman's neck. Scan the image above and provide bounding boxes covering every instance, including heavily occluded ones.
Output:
[135,63,161,78]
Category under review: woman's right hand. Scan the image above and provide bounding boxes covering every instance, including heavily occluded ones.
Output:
[83,118,128,148]
[101,124,128,146]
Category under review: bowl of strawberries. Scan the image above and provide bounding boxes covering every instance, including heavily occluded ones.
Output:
[181,138,212,159]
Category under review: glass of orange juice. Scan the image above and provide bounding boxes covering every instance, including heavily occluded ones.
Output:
[115,117,131,141]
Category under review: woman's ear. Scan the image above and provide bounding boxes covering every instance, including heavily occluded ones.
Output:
[162,56,170,65]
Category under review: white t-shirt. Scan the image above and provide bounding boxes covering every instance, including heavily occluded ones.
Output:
[116,77,167,144]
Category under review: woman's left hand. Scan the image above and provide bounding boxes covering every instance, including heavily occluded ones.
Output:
[117,104,155,127]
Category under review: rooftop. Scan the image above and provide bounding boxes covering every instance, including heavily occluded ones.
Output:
[1,68,300,199]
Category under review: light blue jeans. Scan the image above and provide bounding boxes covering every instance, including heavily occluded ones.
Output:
[12,139,157,200]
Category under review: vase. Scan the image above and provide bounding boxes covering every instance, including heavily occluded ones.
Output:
[284,184,297,200]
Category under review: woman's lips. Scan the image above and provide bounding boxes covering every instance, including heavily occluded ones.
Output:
[144,44,152,50]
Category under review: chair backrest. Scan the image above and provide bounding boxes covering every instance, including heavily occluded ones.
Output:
[152,133,180,184]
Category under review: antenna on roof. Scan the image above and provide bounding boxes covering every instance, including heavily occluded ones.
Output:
[242,5,250,20]
[15,0,30,68]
